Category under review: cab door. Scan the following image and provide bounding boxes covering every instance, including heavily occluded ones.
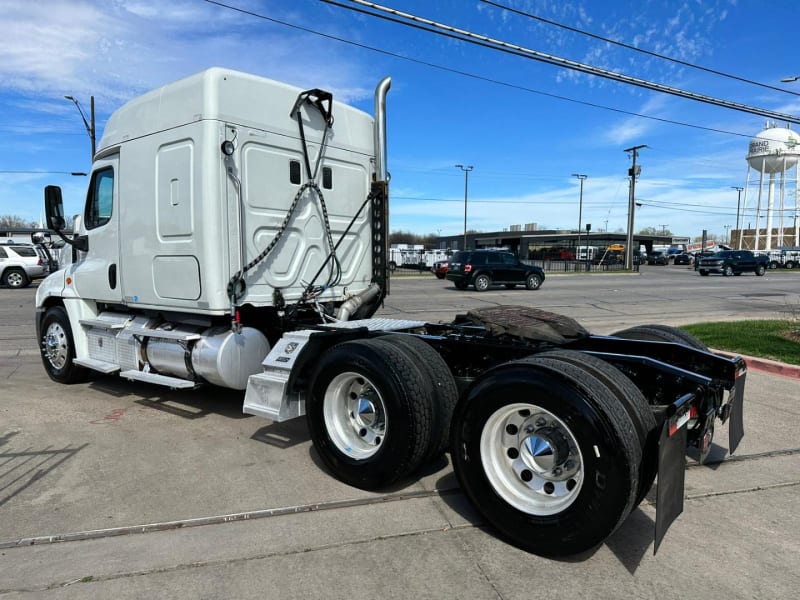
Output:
[71,155,122,303]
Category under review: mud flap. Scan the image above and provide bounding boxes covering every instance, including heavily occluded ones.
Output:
[654,417,687,554]
[727,370,746,454]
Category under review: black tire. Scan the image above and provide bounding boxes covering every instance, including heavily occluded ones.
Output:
[769,260,779,270]
[723,265,734,277]
[454,281,468,290]
[474,273,492,292]
[40,306,89,384]
[612,324,709,351]
[450,356,641,557]
[525,273,543,290]
[2,267,30,289]
[435,273,445,279]
[538,350,658,506]
[504,284,516,289]
[755,264,766,276]
[699,270,709,276]
[388,261,397,272]
[307,338,433,490]
[378,335,458,463]
[785,261,795,270]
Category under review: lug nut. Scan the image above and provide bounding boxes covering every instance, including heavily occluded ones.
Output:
[520,469,533,482]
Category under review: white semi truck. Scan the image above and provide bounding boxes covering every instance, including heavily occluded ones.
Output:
[37,68,746,557]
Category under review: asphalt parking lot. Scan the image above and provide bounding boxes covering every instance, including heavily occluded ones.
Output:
[1,271,799,599]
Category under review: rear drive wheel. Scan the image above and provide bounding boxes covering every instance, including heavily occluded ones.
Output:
[785,261,795,270]
[379,335,458,463]
[755,264,766,276]
[474,274,492,292]
[612,324,709,351]
[2,268,29,289]
[536,350,657,505]
[451,356,641,557]
[40,306,89,383]
[525,273,543,290]
[699,270,709,276]
[307,339,433,489]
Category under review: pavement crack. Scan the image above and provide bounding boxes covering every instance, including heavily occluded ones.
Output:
[0,524,478,595]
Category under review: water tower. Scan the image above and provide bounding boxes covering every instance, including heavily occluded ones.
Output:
[743,124,800,250]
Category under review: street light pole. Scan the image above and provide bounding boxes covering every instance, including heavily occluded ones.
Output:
[65,95,96,160]
[731,186,743,249]
[455,164,473,250]
[624,145,647,269]
[571,174,587,266]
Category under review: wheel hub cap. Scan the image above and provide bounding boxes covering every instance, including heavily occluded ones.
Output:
[324,373,387,460]
[480,404,584,516]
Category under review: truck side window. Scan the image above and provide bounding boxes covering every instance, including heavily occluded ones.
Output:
[322,166,332,189]
[0,247,7,259]
[289,160,301,185]
[84,167,114,230]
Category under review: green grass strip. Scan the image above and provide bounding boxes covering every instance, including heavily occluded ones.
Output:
[681,320,800,366]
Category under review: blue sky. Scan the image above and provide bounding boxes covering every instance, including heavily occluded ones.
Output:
[2,0,799,240]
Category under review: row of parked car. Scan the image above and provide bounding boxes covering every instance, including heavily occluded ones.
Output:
[431,247,778,291]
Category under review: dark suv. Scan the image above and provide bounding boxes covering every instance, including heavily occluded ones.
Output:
[697,250,768,277]
[445,250,545,291]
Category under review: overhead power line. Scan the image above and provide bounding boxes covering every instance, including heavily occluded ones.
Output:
[480,0,800,98]
[204,0,793,141]
[333,0,800,125]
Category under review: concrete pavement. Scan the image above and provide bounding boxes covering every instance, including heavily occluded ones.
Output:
[1,278,798,598]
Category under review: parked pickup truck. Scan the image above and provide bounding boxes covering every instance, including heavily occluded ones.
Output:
[697,250,768,277]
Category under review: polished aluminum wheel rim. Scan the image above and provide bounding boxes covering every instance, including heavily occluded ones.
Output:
[323,372,386,460]
[480,402,583,515]
[43,322,69,370]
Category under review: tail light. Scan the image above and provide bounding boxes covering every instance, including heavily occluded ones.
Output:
[37,258,43,266]
[464,264,472,273]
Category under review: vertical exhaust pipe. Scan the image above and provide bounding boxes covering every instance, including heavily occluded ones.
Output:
[374,77,391,182]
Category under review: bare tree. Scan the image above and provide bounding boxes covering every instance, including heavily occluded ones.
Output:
[0,215,38,229]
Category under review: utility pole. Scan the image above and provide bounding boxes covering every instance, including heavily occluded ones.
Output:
[65,95,96,160]
[624,145,647,269]
[571,174,587,267]
[731,186,743,249]
[659,224,669,236]
[455,164,473,250]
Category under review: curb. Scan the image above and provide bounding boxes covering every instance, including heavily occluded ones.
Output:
[714,349,800,380]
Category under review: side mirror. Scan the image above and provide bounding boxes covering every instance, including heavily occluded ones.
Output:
[31,231,46,244]
[45,185,66,231]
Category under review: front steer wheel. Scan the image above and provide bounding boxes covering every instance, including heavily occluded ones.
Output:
[451,356,641,557]
[307,338,434,490]
[40,306,89,384]
[525,273,543,290]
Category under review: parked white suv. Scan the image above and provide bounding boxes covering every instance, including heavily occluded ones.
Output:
[0,243,47,288]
